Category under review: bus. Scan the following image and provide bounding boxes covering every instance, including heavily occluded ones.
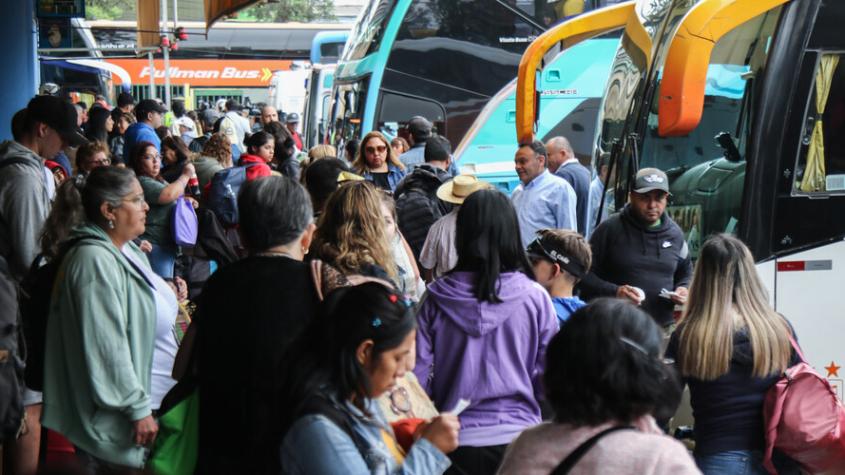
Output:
[303,64,337,148]
[517,0,845,388]
[327,0,625,188]
[310,31,350,65]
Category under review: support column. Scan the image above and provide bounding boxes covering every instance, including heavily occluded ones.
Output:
[0,1,39,141]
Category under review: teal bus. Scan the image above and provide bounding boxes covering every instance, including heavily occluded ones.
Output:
[327,0,624,189]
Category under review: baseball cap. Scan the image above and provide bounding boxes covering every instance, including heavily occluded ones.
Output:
[286,112,300,124]
[436,174,491,205]
[135,99,167,119]
[407,116,432,140]
[26,96,87,147]
[633,167,670,194]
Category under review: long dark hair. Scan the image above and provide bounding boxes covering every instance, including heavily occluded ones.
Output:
[453,189,533,302]
[279,282,416,431]
[85,106,111,143]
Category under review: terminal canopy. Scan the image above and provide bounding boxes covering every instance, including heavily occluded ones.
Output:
[136,0,261,47]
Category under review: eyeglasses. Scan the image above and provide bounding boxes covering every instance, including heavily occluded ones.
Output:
[365,145,387,154]
[121,195,146,207]
[143,153,161,161]
[86,158,111,166]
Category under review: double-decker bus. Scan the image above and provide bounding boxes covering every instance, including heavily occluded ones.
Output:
[517,0,845,385]
[327,0,624,189]
[303,32,348,148]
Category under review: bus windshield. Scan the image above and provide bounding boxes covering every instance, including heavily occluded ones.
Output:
[342,0,396,62]
[511,0,634,27]
[635,7,783,258]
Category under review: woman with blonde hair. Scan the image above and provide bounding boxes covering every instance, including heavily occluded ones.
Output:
[310,180,397,283]
[352,131,405,192]
[666,234,799,475]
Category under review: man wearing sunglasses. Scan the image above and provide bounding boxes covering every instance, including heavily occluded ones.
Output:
[579,168,692,331]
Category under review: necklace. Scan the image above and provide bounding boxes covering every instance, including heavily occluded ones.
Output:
[254,246,297,259]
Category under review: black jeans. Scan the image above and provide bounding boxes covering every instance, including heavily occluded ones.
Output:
[445,444,509,475]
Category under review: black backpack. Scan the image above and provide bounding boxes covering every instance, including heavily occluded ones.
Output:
[18,237,91,392]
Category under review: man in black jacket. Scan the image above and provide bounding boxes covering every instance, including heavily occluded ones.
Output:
[579,167,692,330]
[394,135,453,261]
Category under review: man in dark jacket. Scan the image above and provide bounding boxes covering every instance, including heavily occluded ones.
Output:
[579,167,692,329]
[394,134,453,260]
[546,136,591,235]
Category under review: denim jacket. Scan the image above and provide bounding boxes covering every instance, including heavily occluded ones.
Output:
[363,164,406,192]
[280,397,450,474]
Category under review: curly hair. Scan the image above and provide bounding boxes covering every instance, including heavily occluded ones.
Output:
[311,180,396,280]
[201,133,232,167]
[351,131,405,174]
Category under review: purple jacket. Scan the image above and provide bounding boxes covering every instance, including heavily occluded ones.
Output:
[414,271,558,447]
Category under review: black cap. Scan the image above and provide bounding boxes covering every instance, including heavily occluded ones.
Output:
[26,96,87,147]
[407,116,432,141]
[286,112,300,124]
[526,235,587,278]
[424,134,451,162]
[135,99,167,120]
[633,167,670,194]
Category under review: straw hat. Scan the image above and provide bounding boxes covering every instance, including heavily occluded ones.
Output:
[436,174,491,205]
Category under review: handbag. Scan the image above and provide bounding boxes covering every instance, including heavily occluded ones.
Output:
[762,334,845,474]
[148,379,199,475]
[551,426,632,474]
[171,196,198,247]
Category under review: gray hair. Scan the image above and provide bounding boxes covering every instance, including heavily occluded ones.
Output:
[80,166,138,227]
[238,176,313,251]
[546,136,574,157]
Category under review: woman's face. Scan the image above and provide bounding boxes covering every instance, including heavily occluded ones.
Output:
[82,151,110,173]
[391,142,405,156]
[105,115,114,133]
[162,146,177,165]
[380,202,396,240]
[139,146,161,177]
[111,179,149,242]
[366,329,415,397]
[118,118,130,134]
[363,137,388,170]
[255,139,275,162]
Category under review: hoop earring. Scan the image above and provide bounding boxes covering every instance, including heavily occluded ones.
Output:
[108,220,115,229]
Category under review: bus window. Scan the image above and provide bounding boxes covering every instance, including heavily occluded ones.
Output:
[376,92,446,138]
[332,80,369,143]
[793,53,845,195]
[513,0,631,27]
[635,8,782,258]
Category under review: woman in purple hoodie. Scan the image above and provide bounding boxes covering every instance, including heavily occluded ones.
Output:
[414,189,558,475]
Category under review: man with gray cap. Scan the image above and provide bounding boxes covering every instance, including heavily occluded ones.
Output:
[579,167,691,330]
[399,116,459,175]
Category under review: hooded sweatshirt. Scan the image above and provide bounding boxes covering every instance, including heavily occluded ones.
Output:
[394,164,452,259]
[414,271,558,447]
[0,141,52,282]
[579,204,692,327]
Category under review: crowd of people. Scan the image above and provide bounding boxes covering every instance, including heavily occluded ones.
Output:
[0,91,809,475]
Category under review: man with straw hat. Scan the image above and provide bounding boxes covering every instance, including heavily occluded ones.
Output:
[419,174,492,281]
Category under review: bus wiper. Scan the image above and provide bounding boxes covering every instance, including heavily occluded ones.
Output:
[715,132,742,162]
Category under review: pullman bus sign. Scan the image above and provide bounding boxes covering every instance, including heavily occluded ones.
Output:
[106,59,293,87]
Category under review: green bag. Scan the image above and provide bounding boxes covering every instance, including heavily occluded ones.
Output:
[148,380,199,475]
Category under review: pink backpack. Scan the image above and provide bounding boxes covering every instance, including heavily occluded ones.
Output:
[763,335,845,474]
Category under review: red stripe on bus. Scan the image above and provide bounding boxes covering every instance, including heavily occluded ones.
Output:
[777,261,805,272]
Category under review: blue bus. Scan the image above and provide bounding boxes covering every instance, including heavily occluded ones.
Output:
[327,0,624,189]
[310,31,350,65]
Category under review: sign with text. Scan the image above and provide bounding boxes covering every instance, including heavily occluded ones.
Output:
[106,59,293,87]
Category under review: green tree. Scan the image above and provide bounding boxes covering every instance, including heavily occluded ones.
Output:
[85,0,135,20]
[238,0,336,22]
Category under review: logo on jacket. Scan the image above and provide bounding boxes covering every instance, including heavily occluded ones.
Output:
[662,241,672,248]
[644,174,665,184]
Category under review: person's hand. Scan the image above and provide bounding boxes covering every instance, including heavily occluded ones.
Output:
[185,196,199,209]
[133,415,158,447]
[671,287,688,305]
[421,414,460,454]
[616,285,642,305]
[139,240,153,253]
[181,162,196,178]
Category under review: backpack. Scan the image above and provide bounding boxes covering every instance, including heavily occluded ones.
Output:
[763,334,845,474]
[206,164,257,227]
[19,237,91,392]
